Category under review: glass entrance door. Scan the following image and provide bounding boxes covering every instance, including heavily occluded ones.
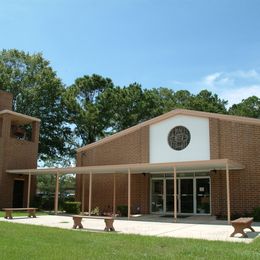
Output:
[13,180,24,207]
[151,179,164,213]
[151,176,210,215]
[180,179,194,213]
[166,179,179,212]
[196,178,210,214]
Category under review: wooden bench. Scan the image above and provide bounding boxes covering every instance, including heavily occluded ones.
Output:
[2,208,37,219]
[230,217,255,238]
[72,215,116,231]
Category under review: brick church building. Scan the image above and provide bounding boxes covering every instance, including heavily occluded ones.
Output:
[1,90,260,221]
[76,108,260,220]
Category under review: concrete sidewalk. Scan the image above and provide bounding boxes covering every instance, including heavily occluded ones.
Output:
[1,215,259,243]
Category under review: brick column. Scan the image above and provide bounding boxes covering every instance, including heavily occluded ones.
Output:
[31,121,40,143]
[2,115,11,139]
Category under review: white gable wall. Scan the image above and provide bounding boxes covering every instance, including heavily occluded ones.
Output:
[149,115,210,163]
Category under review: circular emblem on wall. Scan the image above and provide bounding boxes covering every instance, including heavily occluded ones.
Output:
[168,126,191,151]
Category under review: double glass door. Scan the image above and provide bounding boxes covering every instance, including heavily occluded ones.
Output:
[196,178,210,214]
[151,177,210,214]
[151,179,164,213]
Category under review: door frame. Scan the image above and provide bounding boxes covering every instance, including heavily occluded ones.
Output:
[13,179,25,208]
[150,177,164,214]
[150,175,211,215]
[194,176,211,215]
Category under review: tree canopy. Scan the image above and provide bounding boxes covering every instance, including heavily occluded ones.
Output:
[63,74,114,146]
[229,96,260,118]
[1,49,259,166]
[0,49,73,165]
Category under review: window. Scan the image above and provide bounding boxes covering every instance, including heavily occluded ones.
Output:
[168,126,191,151]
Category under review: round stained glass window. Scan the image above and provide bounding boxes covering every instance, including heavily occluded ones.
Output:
[168,126,191,151]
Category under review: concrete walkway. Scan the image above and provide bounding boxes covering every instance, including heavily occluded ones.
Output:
[1,215,259,243]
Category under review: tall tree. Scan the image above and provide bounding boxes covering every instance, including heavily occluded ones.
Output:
[144,89,193,113]
[98,87,226,133]
[0,49,73,165]
[63,74,114,145]
[173,90,193,108]
[97,84,174,133]
[141,88,177,118]
[190,90,228,113]
[229,96,260,118]
[99,83,147,132]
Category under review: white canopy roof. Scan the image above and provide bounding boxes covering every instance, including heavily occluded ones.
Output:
[6,159,244,175]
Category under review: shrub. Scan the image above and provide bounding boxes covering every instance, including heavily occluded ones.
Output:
[63,202,81,214]
[91,207,100,216]
[32,193,76,211]
[117,205,128,217]
[32,194,55,210]
[253,207,260,221]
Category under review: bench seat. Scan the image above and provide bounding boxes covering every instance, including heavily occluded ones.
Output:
[2,208,37,219]
[230,217,255,238]
[72,215,115,231]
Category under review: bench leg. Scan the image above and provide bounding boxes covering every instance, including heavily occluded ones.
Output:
[249,227,255,232]
[240,230,248,238]
[230,231,248,238]
[230,226,248,238]
[246,221,255,232]
[4,211,13,219]
[73,217,83,229]
[104,219,115,232]
[28,210,36,218]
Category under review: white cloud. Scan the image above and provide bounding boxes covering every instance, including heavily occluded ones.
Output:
[229,69,260,80]
[202,72,222,87]
[220,85,260,107]
[201,69,260,89]
[170,69,260,107]
[200,70,260,106]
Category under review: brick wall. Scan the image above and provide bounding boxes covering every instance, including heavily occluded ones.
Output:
[79,173,150,214]
[80,126,149,166]
[0,91,13,111]
[76,116,260,217]
[0,138,38,208]
[210,118,260,217]
[0,114,39,208]
[76,126,150,214]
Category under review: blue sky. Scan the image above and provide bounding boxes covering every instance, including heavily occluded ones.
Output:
[1,0,260,106]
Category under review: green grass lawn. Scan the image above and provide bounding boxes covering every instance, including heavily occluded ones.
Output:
[0,222,259,259]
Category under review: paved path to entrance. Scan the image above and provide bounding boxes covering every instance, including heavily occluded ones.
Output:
[1,215,259,243]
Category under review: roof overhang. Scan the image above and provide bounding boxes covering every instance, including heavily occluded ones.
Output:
[0,110,41,124]
[6,159,245,176]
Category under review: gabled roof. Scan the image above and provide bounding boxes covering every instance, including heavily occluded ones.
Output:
[0,109,41,124]
[77,109,260,152]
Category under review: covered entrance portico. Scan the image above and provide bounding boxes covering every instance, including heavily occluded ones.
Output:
[6,159,244,223]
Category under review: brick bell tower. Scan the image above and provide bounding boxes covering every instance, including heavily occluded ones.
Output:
[0,90,40,208]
